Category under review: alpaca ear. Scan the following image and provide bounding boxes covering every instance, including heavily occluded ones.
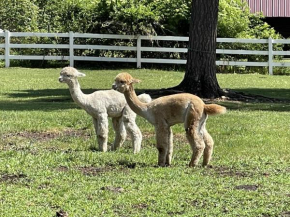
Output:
[130,78,141,84]
[77,71,86,77]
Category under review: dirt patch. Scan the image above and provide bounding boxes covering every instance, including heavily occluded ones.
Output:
[261,213,272,217]
[56,210,69,217]
[0,173,28,183]
[207,165,252,178]
[101,186,124,193]
[2,128,91,143]
[168,211,185,216]
[141,132,155,140]
[132,203,148,209]
[106,160,148,169]
[190,199,207,208]
[118,160,137,169]
[281,211,290,217]
[56,166,69,172]
[78,166,112,176]
[235,184,259,191]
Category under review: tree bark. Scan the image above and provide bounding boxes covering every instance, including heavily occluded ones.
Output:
[175,0,222,98]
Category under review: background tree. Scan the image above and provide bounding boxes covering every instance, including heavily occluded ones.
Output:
[0,0,38,32]
[0,0,284,73]
[173,0,222,98]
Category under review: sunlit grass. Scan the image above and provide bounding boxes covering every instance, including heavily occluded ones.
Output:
[0,67,290,216]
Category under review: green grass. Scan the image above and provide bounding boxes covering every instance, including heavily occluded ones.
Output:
[0,67,290,216]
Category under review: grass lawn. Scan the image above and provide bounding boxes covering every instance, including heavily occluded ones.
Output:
[0,67,290,216]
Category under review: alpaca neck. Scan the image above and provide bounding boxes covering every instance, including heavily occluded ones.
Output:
[67,79,88,107]
[124,86,148,118]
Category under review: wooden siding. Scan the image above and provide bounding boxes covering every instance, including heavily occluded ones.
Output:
[246,0,290,17]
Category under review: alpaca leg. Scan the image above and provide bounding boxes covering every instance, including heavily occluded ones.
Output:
[122,108,142,154]
[93,116,108,152]
[202,127,214,167]
[184,107,206,167]
[186,125,205,167]
[166,128,173,166]
[184,110,205,167]
[155,124,170,167]
[112,117,127,151]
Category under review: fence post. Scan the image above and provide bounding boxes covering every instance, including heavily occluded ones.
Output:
[268,37,273,75]
[69,31,74,67]
[137,35,141,68]
[4,30,10,68]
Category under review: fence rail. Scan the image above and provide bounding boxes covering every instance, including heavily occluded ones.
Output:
[0,31,290,75]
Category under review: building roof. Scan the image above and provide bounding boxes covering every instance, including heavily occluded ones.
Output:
[246,0,290,17]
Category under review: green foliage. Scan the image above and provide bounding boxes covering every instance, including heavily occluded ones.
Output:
[148,0,191,35]
[0,0,39,32]
[216,0,286,74]
[0,0,287,72]
[0,0,281,38]
[218,0,250,38]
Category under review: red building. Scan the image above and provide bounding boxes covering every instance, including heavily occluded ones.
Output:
[245,0,290,37]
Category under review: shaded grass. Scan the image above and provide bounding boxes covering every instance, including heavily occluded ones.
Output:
[0,67,290,216]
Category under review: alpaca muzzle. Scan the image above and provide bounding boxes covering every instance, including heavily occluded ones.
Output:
[112,84,117,90]
[58,77,64,82]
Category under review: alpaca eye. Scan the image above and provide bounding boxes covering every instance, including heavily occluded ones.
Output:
[120,81,125,84]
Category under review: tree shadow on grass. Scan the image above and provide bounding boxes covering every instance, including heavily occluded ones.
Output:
[219,88,290,112]
[1,88,290,112]
[2,88,149,111]
[1,88,98,111]
[230,88,290,102]
[4,88,98,99]
[144,87,290,112]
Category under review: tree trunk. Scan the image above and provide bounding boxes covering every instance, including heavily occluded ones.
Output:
[176,0,222,98]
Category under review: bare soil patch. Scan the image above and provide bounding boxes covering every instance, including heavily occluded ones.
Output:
[2,128,91,143]
[0,173,28,183]
[56,210,69,217]
[207,165,253,178]
[235,184,259,191]
[117,160,137,169]
[56,166,70,172]
[281,211,290,217]
[168,211,185,216]
[100,186,124,193]
[132,203,148,209]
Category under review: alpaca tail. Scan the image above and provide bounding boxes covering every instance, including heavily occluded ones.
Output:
[204,104,226,115]
[137,93,152,103]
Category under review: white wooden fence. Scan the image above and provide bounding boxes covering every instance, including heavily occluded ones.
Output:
[1,31,290,75]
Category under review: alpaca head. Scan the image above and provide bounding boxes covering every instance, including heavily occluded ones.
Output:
[59,67,86,84]
[112,72,140,93]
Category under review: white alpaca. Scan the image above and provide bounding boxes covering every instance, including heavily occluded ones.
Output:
[113,72,226,167]
[59,67,151,153]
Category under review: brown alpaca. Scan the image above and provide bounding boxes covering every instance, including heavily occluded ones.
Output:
[113,72,226,167]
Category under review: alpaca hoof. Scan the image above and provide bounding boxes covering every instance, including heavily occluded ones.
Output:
[157,163,166,167]
[98,146,108,152]
[188,162,197,167]
[202,163,212,168]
